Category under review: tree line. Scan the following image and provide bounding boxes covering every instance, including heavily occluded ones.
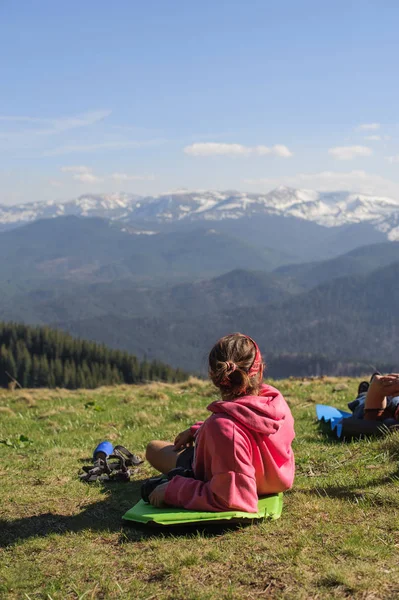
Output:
[0,322,187,389]
[266,353,397,379]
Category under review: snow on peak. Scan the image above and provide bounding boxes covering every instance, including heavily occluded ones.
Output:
[1,188,399,240]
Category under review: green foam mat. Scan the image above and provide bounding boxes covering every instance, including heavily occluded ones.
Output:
[122,493,283,526]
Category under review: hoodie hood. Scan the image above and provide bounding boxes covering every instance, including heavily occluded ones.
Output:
[207,384,287,435]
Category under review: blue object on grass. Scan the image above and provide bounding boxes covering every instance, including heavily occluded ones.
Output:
[93,441,114,459]
[316,404,352,438]
[316,404,395,439]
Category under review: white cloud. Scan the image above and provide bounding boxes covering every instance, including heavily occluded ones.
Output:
[73,172,103,184]
[185,143,251,156]
[111,172,155,182]
[328,145,372,160]
[60,165,103,184]
[358,123,380,131]
[386,155,399,164]
[184,142,293,158]
[253,145,271,155]
[61,165,92,174]
[271,144,293,158]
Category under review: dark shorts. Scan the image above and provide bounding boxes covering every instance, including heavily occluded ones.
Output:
[176,446,195,470]
[351,394,399,424]
[364,408,398,425]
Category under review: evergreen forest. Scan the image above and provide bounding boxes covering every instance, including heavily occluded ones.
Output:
[0,321,187,389]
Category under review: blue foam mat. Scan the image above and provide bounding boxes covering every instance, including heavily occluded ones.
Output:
[316,404,352,438]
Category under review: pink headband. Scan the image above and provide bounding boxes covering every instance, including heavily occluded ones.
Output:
[246,336,262,377]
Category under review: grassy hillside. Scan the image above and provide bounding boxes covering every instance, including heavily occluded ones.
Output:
[1,379,399,599]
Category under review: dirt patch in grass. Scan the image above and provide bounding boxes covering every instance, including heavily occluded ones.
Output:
[0,406,16,417]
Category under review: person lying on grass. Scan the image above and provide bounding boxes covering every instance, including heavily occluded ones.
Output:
[350,373,399,425]
[146,332,295,512]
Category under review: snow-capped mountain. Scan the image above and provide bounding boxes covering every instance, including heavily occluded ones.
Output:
[0,193,140,230]
[2,187,399,240]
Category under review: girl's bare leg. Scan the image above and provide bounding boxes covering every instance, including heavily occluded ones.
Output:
[365,376,388,411]
[145,440,179,474]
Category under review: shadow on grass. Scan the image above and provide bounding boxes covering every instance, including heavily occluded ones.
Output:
[0,478,246,548]
[295,462,399,506]
[296,422,351,446]
[315,421,344,442]
[316,419,397,443]
[0,479,144,548]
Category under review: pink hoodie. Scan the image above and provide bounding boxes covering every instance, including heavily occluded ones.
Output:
[164,384,295,513]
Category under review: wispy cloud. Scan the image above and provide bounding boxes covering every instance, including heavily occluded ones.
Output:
[328,145,372,160]
[245,170,399,197]
[386,155,399,164]
[0,116,47,124]
[43,138,164,157]
[61,166,154,185]
[184,142,293,158]
[61,165,92,174]
[0,110,111,137]
[357,123,380,131]
[364,135,391,142]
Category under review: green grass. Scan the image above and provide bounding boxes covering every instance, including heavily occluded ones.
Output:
[1,377,399,599]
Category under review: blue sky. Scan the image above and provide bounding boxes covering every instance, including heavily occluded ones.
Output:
[1,0,399,205]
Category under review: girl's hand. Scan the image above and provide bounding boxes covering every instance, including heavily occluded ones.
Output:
[375,374,399,394]
[148,482,169,507]
[379,374,399,385]
[173,428,194,451]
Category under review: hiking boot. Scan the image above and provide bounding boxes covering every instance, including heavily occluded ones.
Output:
[357,381,369,395]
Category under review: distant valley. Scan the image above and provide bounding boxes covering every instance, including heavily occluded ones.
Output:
[0,204,398,376]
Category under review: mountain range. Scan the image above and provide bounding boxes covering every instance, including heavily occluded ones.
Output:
[1,186,398,377]
[2,186,399,242]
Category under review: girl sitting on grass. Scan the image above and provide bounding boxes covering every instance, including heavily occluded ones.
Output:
[146,333,295,512]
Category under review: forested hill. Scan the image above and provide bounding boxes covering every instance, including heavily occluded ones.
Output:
[0,322,187,389]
